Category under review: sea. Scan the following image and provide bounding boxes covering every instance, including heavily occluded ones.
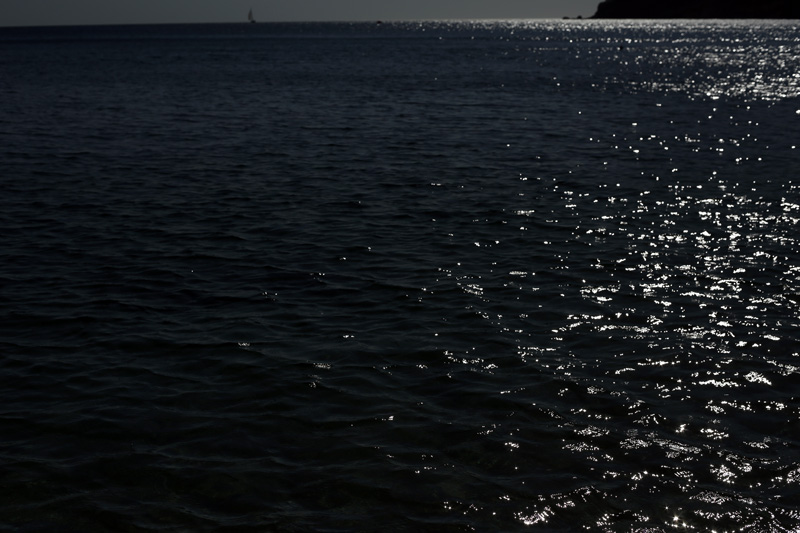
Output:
[1,19,799,532]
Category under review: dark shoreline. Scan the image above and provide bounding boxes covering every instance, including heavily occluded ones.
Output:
[592,0,800,18]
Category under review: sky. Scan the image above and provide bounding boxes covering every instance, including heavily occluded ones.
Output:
[0,0,603,27]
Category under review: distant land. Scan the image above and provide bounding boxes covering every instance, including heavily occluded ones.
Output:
[592,0,800,18]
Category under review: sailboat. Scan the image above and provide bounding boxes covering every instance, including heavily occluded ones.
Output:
[248,8,256,23]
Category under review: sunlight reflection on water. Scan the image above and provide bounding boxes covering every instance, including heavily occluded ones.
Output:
[1,19,798,532]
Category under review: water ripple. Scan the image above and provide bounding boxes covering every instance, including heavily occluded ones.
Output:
[1,20,799,532]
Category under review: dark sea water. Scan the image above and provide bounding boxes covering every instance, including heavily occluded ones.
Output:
[1,20,799,531]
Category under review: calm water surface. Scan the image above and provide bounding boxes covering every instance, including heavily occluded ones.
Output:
[1,20,799,531]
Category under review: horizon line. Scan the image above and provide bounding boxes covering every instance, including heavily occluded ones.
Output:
[4,16,795,30]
